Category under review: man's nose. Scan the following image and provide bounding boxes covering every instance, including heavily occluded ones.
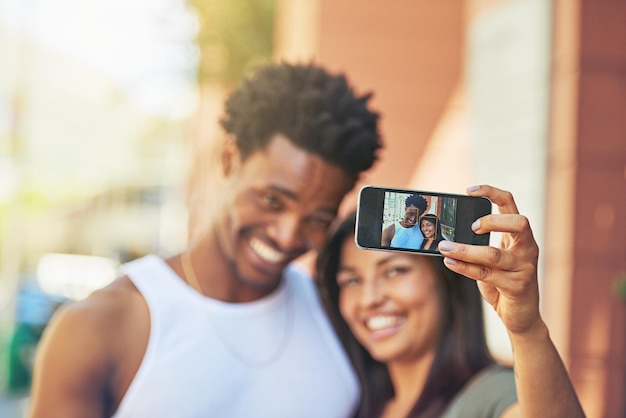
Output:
[272,214,306,250]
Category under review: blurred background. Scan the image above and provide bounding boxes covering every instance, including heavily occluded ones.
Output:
[0,0,624,417]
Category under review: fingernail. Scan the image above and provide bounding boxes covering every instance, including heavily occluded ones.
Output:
[444,257,457,265]
[471,220,481,231]
[439,241,454,251]
[467,185,480,192]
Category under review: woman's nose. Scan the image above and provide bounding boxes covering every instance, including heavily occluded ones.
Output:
[359,278,385,308]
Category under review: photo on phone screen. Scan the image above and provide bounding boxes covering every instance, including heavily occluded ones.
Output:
[355,186,492,256]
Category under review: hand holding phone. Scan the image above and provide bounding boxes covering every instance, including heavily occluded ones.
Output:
[355,186,492,256]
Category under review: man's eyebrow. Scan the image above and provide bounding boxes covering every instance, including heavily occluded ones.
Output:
[268,185,298,200]
[267,185,337,216]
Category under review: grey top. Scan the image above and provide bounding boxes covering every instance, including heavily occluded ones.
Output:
[441,365,517,418]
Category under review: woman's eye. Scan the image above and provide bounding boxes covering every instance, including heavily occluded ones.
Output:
[337,276,360,288]
[386,266,409,277]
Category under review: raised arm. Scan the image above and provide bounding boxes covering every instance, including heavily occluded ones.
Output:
[437,185,585,418]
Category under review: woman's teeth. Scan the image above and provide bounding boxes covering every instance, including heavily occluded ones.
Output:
[366,315,404,331]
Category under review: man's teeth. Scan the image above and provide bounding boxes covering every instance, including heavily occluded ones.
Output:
[249,238,286,263]
[366,315,403,331]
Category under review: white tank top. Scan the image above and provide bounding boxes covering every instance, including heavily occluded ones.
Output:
[112,255,359,418]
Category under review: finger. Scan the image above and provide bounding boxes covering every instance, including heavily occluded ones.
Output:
[467,185,519,215]
[438,240,521,272]
[444,256,535,299]
[441,245,534,286]
[442,256,496,282]
[471,214,536,244]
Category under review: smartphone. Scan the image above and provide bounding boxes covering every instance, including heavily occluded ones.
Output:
[355,186,492,255]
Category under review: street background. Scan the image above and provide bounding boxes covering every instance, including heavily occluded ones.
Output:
[0,1,624,417]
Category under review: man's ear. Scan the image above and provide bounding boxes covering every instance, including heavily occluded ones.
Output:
[221,138,241,177]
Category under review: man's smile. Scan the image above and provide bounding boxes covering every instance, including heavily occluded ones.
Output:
[249,236,288,264]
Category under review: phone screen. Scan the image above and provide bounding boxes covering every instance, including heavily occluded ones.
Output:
[355,186,492,255]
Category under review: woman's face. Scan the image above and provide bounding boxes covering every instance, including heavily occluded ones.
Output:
[337,236,441,364]
[420,219,435,239]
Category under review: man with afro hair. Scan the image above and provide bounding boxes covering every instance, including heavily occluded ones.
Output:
[29,62,383,418]
[381,193,429,249]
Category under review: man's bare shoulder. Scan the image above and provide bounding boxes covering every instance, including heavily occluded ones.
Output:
[40,276,147,360]
[56,277,142,327]
[29,276,149,418]
[381,223,396,245]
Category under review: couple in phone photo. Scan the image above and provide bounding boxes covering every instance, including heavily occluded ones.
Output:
[381,193,444,252]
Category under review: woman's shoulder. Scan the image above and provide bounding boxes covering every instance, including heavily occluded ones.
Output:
[442,365,517,418]
[469,364,515,387]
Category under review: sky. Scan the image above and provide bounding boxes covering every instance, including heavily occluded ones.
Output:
[0,0,199,118]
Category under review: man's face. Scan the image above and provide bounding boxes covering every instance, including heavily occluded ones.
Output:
[214,134,355,301]
[401,205,419,228]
